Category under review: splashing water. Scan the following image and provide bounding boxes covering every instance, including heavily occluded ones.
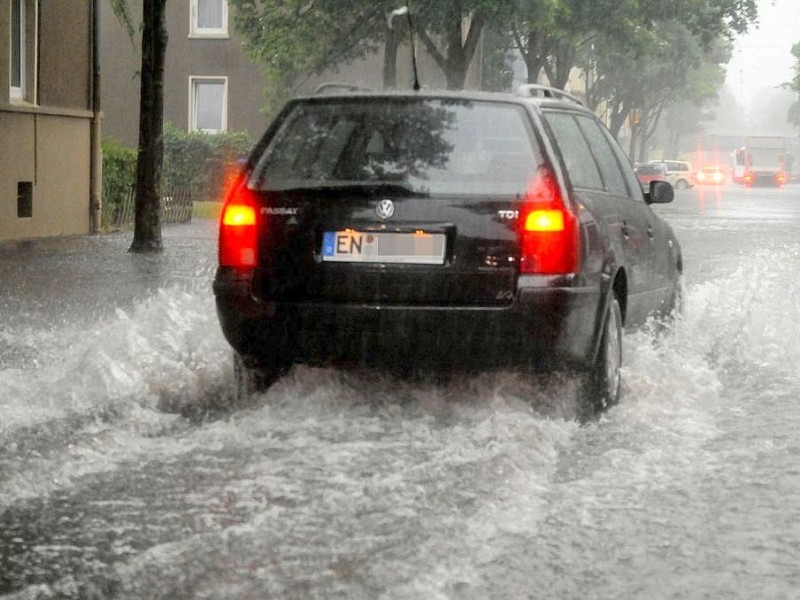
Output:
[1,240,799,598]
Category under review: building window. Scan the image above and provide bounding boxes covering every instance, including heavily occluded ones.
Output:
[189,77,228,133]
[10,0,25,101]
[190,0,228,38]
[17,182,33,218]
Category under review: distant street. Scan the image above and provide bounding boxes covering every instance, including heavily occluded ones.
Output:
[2,183,800,599]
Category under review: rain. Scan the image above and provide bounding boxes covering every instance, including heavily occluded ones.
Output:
[2,184,800,597]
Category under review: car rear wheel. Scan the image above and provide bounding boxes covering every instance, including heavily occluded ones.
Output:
[675,179,689,189]
[233,353,284,404]
[664,275,685,320]
[579,296,623,421]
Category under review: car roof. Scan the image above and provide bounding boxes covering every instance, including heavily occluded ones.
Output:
[292,84,594,115]
[650,159,691,166]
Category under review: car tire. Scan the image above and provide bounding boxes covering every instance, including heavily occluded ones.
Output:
[233,353,284,404]
[675,179,689,189]
[579,296,623,421]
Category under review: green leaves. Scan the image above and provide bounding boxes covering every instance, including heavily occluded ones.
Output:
[229,0,387,109]
[787,42,800,128]
[108,0,135,42]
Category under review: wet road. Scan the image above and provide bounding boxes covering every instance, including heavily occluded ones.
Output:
[1,184,800,599]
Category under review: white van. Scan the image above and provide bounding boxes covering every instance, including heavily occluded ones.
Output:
[649,160,694,189]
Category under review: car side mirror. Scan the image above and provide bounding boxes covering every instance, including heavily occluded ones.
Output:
[646,180,674,204]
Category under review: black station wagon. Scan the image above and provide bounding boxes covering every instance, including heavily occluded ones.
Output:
[213,85,682,419]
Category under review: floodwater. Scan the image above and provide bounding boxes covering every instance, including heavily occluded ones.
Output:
[1,185,799,599]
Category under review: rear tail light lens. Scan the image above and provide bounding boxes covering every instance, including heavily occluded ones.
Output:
[219,184,258,268]
[776,173,786,185]
[519,167,580,275]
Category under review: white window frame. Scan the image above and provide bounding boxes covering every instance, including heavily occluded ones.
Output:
[10,0,25,101]
[189,0,229,38]
[189,76,228,134]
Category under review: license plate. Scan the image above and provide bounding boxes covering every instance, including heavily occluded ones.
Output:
[322,230,446,264]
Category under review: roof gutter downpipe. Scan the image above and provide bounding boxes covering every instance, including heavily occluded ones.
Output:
[90,0,102,233]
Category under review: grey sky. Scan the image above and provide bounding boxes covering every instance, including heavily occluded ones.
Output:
[726,0,800,108]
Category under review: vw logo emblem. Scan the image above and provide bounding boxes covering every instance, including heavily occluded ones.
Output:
[376,199,395,219]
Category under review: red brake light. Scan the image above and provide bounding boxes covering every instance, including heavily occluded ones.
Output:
[519,167,580,275]
[219,187,258,268]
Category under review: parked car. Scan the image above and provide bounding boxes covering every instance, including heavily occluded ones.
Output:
[649,159,694,189]
[635,163,668,188]
[695,165,726,185]
[213,86,683,420]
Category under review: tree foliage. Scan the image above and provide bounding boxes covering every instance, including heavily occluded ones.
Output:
[108,0,135,40]
[787,42,800,129]
[591,21,731,158]
[229,0,518,98]
[230,0,391,114]
[228,0,759,158]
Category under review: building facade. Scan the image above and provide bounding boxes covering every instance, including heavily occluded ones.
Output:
[100,1,486,148]
[101,0,269,147]
[1,0,97,242]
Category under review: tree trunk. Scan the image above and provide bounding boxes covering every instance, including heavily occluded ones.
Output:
[608,101,628,140]
[550,42,575,90]
[416,11,484,91]
[524,34,545,84]
[130,0,168,253]
[444,19,467,90]
[383,22,399,89]
[629,119,640,159]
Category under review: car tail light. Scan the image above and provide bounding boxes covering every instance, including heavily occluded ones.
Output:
[776,173,786,185]
[519,167,580,275]
[219,183,258,268]
[744,172,754,185]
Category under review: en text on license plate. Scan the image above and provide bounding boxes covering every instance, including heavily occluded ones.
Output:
[322,230,446,264]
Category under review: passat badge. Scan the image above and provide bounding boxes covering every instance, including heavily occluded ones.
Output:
[376,199,395,219]
[262,207,298,215]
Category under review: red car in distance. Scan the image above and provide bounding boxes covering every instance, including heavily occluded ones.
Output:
[635,163,668,189]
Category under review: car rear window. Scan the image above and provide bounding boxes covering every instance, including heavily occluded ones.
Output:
[249,98,542,196]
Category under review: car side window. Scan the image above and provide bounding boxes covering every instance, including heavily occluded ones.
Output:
[599,126,646,203]
[574,115,630,198]
[543,111,604,191]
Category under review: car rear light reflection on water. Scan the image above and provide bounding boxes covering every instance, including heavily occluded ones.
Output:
[219,187,258,268]
[519,167,580,275]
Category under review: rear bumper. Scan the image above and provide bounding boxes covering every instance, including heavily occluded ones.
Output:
[746,172,783,186]
[213,269,602,373]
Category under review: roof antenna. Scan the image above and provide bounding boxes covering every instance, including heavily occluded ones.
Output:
[388,6,420,91]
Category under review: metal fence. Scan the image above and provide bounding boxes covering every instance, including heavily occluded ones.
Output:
[104,186,193,229]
